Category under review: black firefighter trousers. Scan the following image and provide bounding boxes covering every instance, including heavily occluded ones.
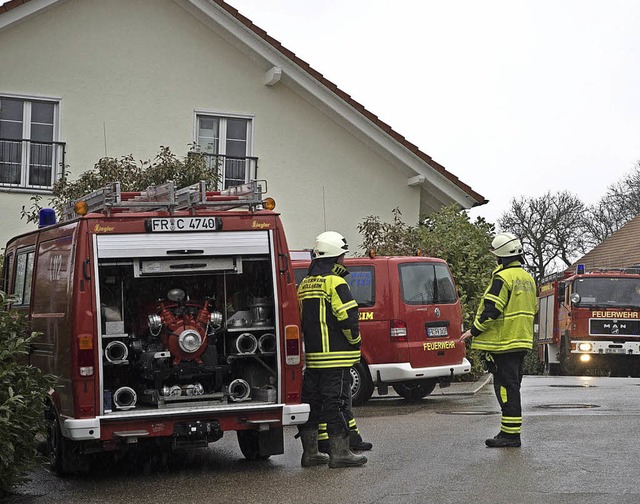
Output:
[490,351,526,436]
[299,367,351,437]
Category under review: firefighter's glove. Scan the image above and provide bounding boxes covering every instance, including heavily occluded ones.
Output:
[483,354,497,375]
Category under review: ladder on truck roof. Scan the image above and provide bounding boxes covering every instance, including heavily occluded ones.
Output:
[61,180,268,221]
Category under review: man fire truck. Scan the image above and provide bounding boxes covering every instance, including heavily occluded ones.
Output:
[538,264,640,376]
[2,180,308,474]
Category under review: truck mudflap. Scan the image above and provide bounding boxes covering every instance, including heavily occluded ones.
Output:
[571,340,640,355]
[63,402,310,441]
[369,358,471,383]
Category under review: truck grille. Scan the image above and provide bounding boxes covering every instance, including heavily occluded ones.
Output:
[590,319,640,336]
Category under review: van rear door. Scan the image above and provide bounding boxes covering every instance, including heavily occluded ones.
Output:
[395,259,465,370]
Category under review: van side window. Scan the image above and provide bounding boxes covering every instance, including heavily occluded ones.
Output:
[2,252,13,294]
[399,263,457,305]
[13,249,35,306]
[345,267,375,307]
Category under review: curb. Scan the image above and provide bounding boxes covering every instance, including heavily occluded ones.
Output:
[438,373,493,396]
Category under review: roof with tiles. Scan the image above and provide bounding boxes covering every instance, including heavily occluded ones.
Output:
[0,0,26,13]
[570,215,640,271]
[0,0,487,206]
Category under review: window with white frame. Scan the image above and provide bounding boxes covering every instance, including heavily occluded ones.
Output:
[195,114,253,189]
[0,96,62,190]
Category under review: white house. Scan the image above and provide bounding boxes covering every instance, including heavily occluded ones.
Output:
[0,0,486,252]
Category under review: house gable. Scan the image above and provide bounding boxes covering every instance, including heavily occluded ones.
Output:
[1,0,487,216]
[0,0,487,250]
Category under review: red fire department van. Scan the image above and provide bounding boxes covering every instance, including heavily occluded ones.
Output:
[2,180,308,474]
[292,253,470,404]
[538,265,640,376]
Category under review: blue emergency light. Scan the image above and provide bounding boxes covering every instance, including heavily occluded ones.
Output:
[38,208,57,228]
[576,264,585,274]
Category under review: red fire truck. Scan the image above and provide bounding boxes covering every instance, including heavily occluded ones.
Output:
[2,180,308,474]
[538,265,640,376]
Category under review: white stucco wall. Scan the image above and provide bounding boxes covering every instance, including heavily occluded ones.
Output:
[0,0,421,253]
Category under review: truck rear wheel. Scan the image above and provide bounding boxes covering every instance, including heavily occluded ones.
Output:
[237,430,269,461]
[47,408,73,476]
[392,378,437,401]
[350,362,374,406]
[237,428,285,461]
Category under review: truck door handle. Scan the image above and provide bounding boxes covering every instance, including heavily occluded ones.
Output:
[278,253,289,274]
[83,258,91,280]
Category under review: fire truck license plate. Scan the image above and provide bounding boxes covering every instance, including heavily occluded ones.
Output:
[605,348,625,354]
[147,217,217,232]
[427,326,448,337]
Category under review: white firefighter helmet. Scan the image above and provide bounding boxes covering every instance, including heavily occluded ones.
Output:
[313,231,349,258]
[490,232,523,257]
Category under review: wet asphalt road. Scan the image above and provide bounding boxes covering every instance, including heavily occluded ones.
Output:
[5,375,640,504]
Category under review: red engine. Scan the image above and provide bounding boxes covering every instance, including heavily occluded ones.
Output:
[157,301,211,364]
[147,288,220,365]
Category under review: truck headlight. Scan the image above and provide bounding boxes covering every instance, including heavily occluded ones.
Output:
[578,343,592,352]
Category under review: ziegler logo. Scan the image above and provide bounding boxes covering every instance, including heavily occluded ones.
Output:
[359,311,374,321]
[94,224,115,233]
[252,221,271,229]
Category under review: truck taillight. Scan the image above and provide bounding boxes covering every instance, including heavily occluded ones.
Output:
[285,325,301,365]
[390,320,408,342]
[77,334,94,377]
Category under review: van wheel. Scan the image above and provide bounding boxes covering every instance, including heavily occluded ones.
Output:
[350,363,374,406]
[392,379,437,402]
[237,430,270,461]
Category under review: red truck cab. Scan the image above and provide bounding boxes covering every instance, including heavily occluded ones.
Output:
[293,253,470,404]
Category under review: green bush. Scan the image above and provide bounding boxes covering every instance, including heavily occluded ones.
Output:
[21,146,220,224]
[0,292,56,496]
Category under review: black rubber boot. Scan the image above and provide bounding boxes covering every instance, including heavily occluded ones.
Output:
[485,432,521,448]
[318,438,330,454]
[349,431,373,451]
[300,430,330,467]
[328,433,367,468]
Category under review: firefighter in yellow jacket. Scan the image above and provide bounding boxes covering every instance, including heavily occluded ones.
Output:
[461,232,537,448]
[296,231,367,468]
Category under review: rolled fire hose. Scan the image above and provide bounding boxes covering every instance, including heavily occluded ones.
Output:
[235,332,258,354]
[161,385,183,397]
[258,333,276,353]
[182,382,205,396]
[227,378,251,402]
[105,340,129,363]
[113,386,137,410]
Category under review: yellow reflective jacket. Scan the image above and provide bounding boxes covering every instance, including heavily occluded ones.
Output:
[470,260,537,353]
[298,260,361,368]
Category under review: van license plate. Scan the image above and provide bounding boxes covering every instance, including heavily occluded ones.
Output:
[427,326,448,338]
[147,217,218,232]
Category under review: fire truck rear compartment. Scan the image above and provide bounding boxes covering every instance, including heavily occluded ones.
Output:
[97,250,280,416]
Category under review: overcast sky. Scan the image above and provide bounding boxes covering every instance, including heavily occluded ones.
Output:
[226,0,640,226]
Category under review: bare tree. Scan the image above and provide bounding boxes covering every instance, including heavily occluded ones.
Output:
[584,162,640,245]
[499,191,587,282]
